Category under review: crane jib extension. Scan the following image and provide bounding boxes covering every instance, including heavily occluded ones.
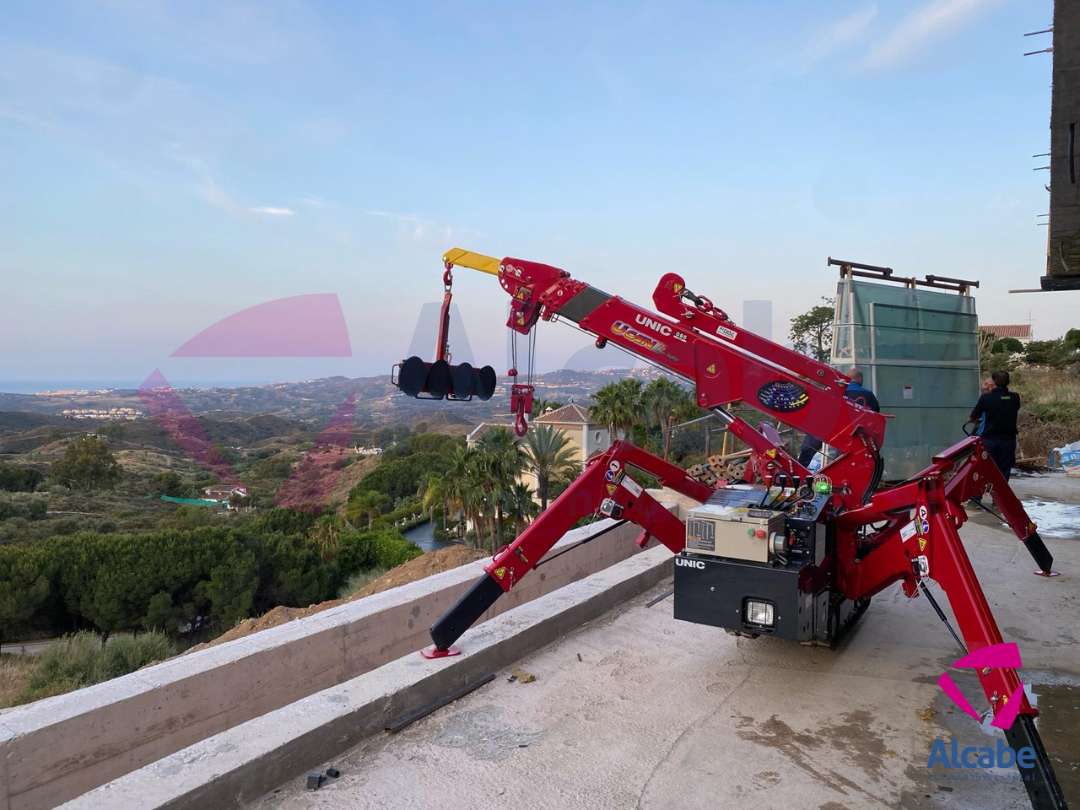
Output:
[393,248,1066,810]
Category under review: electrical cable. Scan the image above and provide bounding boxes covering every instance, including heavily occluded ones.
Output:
[533,520,630,570]
[919,580,967,655]
[968,498,1006,523]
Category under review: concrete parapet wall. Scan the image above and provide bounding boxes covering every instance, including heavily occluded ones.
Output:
[64,545,676,810]
[0,497,688,810]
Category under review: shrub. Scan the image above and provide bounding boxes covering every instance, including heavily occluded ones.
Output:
[339,529,421,574]
[19,631,175,704]
[97,632,175,680]
[0,463,44,492]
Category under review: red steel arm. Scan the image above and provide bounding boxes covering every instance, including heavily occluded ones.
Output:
[429,440,711,651]
[452,253,886,509]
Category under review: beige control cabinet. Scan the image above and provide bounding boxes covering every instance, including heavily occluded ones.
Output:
[685,503,785,563]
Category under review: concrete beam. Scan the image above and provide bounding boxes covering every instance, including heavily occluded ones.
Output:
[62,546,675,810]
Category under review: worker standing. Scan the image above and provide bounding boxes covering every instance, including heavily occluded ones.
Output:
[970,370,1020,482]
[797,368,880,467]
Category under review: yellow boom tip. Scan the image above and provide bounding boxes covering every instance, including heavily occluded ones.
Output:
[443,248,500,276]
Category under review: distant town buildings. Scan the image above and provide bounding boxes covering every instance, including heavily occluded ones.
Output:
[354,445,383,456]
[742,300,773,341]
[61,407,142,421]
[202,485,249,503]
[38,388,116,397]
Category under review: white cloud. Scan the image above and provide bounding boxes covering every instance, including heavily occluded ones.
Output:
[803,5,879,67]
[249,206,295,217]
[864,0,996,69]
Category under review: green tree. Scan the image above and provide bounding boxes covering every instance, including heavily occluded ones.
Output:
[523,425,579,510]
[476,428,527,551]
[531,398,564,417]
[504,482,539,536]
[347,490,391,529]
[590,379,643,439]
[0,547,51,646]
[992,337,1025,354]
[641,378,697,460]
[0,463,44,492]
[50,435,121,491]
[153,471,187,497]
[1024,339,1078,368]
[789,298,835,362]
[143,591,176,632]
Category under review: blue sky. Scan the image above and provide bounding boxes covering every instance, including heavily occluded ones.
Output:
[0,0,1071,386]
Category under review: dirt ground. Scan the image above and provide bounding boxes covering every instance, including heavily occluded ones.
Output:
[188,544,488,652]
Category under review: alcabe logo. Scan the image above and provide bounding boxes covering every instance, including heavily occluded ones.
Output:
[927,642,1036,770]
[937,642,1025,731]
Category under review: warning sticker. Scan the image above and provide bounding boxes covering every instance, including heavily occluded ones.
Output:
[620,476,643,497]
[900,521,917,542]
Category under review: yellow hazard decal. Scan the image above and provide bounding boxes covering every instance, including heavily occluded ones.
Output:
[606,483,617,495]
[918,537,927,551]
[705,362,717,377]
[493,566,507,580]
[673,282,683,292]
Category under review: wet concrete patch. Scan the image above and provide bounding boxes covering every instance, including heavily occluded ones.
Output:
[1033,683,1080,806]
[1021,499,1080,541]
[733,713,894,805]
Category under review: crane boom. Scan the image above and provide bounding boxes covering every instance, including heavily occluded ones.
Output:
[398,247,1065,810]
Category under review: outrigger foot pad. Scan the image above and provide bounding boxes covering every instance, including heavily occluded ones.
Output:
[1004,714,1068,810]
[429,574,504,652]
[1022,532,1055,576]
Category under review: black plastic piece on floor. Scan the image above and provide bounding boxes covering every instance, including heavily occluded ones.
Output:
[1003,714,1068,810]
[385,673,495,734]
[429,574,504,651]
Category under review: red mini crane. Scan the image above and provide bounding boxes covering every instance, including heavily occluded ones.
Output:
[394,248,1066,809]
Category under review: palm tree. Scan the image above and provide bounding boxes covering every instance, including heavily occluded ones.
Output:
[590,379,643,440]
[505,482,539,535]
[642,377,698,460]
[443,445,478,542]
[477,428,526,552]
[347,490,390,530]
[523,424,579,510]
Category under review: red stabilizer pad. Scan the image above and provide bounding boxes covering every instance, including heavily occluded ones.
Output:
[420,645,461,659]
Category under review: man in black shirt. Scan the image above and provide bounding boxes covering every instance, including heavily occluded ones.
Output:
[970,370,1020,482]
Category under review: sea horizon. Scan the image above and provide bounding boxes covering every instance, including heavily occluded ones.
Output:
[0,378,291,395]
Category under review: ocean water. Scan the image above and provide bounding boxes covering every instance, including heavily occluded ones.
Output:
[0,379,279,395]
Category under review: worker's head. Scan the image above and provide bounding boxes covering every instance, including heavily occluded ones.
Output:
[848,367,863,385]
[992,370,1010,388]
[981,378,994,393]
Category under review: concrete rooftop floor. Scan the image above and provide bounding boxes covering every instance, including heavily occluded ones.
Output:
[253,506,1080,810]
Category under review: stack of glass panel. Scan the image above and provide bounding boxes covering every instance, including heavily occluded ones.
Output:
[831,278,980,480]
